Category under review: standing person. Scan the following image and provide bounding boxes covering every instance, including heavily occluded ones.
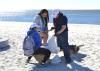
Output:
[33,9,49,46]
[52,10,72,63]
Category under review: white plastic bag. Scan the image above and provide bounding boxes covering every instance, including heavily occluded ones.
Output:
[47,36,60,53]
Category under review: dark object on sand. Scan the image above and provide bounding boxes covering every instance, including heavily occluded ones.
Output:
[60,45,80,55]
[0,38,9,48]
[69,45,80,54]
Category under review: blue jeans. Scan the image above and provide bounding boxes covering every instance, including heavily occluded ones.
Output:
[57,31,71,61]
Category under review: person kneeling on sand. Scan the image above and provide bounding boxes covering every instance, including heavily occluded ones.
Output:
[23,23,51,64]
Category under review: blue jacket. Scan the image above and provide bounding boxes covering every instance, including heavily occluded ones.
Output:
[27,29,41,48]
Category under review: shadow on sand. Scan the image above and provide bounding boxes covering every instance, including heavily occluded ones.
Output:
[30,45,93,71]
[0,45,10,52]
[30,62,93,71]
[30,53,93,71]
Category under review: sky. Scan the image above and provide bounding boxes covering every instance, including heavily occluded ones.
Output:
[0,0,100,12]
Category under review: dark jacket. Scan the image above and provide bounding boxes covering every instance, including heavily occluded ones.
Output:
[53,12,68,34]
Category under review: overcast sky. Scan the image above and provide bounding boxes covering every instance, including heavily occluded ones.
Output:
[0,0,100,12]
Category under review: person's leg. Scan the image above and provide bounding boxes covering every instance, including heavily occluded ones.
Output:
[34,48,51,64]
[61,42,72,63]
[63,32,72,63]
[42,49,51,63]
[57,34,71,63]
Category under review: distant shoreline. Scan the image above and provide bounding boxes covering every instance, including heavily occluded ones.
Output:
[0,10,100,24]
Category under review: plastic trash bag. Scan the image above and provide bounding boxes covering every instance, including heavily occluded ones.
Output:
[47,36,60,53]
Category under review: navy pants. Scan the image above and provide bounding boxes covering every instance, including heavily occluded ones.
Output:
[57,31,71,61]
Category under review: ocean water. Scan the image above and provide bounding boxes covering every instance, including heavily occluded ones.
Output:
[0,10,100,24]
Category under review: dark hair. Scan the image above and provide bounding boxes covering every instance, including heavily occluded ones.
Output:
[38,9,49,26]
[58,12,63,17]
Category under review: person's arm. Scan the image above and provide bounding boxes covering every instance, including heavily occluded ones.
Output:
[34,15,40,25]
[33,15,42,32]
[56,16,68,35]
[56,25,66,35]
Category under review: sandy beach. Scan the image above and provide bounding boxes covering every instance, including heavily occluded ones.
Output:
[0,21,100,71]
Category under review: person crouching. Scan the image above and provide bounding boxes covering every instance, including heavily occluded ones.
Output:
[25,23,51,64]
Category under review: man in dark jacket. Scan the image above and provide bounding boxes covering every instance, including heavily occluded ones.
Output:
[52,10,72,63]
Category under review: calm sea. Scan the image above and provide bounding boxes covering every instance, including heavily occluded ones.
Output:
[0,10,100,24]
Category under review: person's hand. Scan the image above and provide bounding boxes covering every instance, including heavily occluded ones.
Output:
[57,31,62,35]
[54,31,62,36]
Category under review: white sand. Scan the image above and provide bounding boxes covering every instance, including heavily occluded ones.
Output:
[0,21,100,71]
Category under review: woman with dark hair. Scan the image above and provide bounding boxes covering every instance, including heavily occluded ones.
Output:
[33,9,49,46]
